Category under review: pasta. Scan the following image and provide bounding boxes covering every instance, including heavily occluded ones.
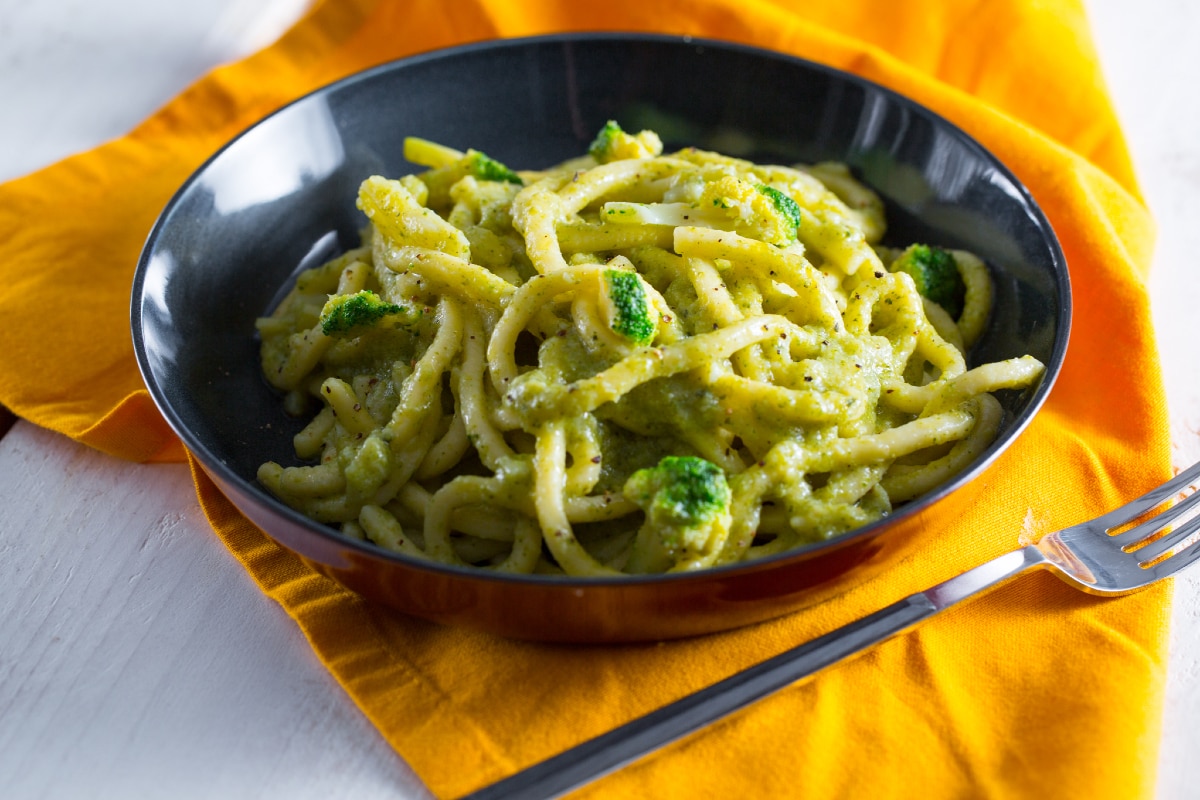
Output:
[255,123,1044,576]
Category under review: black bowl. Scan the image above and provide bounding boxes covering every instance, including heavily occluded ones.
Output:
[132,33,1069,642]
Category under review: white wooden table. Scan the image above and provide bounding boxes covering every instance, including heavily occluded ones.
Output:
[0,2,1196,798]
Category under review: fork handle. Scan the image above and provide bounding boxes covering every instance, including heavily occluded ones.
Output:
[463,546,1047,800]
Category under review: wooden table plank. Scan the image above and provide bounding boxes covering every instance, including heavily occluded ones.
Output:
[0,421,431,799]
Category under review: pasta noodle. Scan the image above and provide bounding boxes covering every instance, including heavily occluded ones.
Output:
[255,124,1043,576]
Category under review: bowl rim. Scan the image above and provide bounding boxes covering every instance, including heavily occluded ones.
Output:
[131,30,1072,588]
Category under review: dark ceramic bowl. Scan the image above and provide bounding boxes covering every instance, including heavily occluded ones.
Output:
[132,34,1070,643]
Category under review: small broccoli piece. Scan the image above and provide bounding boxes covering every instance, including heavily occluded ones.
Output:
[588,121,623,161]
[602,269,657,346]
[890,244,966,318]
[588,120,663,164]
[698,177,800,246]
[624,455,732,573]
[319,290,405,336]
[757,185,802,235]
[464,150,524,185]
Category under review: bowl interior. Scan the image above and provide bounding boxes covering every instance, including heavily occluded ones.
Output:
[133,34,1068,586]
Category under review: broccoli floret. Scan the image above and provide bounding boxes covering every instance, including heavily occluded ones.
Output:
[698,177,799,246]
[464,150,523,185]
[588,120,663,164]
[588,121,623,161]
[624,455,732,572]
[600,176,800,246]
[757,185,802,234]
[319,290,406,336]
[627,455,731,523]
[602,269,657,346]
[890,244,966,318]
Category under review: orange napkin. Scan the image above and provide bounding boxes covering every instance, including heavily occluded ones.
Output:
[0,1,1174,797]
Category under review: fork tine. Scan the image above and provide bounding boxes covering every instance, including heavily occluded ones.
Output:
[1143,520,1200,580]
[1109,480,1200,552]
[1100,460,1200,540]
[1126,500,1200,562]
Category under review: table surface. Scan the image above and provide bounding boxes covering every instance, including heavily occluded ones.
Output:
[1,1,1197,798]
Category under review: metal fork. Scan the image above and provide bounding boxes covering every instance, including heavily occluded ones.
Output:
[465,460,1200,800]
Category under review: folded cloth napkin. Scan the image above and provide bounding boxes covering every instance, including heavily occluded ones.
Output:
[0,0,1174,797]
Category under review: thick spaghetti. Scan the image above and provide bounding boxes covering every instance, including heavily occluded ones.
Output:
[255,124,1043,576]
